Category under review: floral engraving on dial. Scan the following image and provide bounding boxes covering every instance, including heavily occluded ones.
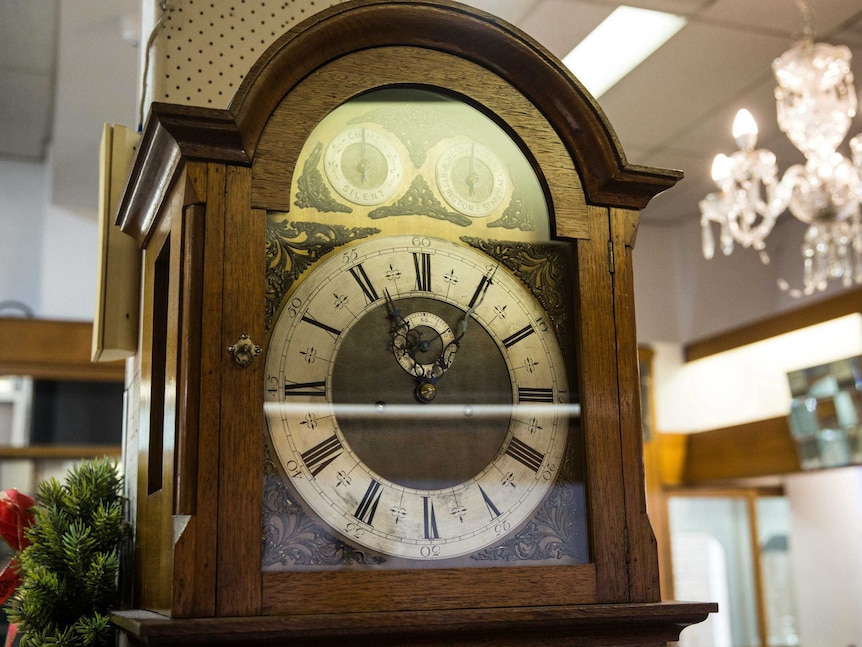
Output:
[265,218,380,332]
[348,103,468,168]
[294,142,353,214]
[460,236,571,356]
[368,175,471,226]
[262,448,386,567]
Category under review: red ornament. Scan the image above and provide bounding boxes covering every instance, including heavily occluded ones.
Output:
[0,489,35,552]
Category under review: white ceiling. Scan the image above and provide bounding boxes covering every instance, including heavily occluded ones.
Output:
[3,0,862,225]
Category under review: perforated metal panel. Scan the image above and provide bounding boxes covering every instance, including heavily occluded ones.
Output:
[145,0,343,109]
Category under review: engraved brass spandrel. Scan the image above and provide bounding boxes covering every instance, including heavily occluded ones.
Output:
[264,217,380,332]
[368,175,471,226]
[460,236,572,355]
[293,142,353,214]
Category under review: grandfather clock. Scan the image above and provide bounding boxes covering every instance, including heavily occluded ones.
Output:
[112,1,714,644]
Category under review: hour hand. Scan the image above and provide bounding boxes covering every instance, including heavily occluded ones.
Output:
[384,288,407,329]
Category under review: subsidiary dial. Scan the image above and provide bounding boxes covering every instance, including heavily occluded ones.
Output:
[392,311,456,381]
[324,125,404,205]
[435,141,509,216]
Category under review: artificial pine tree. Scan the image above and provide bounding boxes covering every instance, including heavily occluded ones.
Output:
[9,458,127,646]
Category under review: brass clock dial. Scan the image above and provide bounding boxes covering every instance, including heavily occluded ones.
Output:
[324,125,404,205]
[265,235,569,560]
[435,141,509,217]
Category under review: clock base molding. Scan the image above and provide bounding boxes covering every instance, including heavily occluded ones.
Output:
[113,602,716,646]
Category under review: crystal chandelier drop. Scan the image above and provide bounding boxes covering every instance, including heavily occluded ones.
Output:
[699,0,862,297]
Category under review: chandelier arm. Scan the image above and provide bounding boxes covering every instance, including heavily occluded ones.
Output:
[793,0,814,42]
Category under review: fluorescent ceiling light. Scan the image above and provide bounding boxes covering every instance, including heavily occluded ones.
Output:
[562,6,687,98]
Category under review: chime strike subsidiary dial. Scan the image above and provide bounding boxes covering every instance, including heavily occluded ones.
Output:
[436,141,509,216]
[324,125,404,205]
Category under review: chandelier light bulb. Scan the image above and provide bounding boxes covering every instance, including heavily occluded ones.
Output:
[732,109,758,151]
[710,153,732,183]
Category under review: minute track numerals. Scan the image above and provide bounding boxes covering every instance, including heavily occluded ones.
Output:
[264,235,569,559]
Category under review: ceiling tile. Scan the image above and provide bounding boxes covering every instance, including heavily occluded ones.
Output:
[0,0,58,73]
[597,20,789,153]
[518,0,613,59]
[700,0,862,39]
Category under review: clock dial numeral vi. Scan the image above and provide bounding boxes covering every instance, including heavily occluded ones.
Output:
[423,497,439,540]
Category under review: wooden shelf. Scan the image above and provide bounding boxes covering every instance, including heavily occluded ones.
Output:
[0,318,125,382]
[0,445,121,460]
[684,286,862,362]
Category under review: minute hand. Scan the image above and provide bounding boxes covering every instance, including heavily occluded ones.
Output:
[455,265,498,343]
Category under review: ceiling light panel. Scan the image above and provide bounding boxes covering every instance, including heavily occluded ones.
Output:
[562,5,686,98]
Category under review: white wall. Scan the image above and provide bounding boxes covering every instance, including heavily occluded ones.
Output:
[631,223,683,342]
[786,468,862,645]
[634,217,793,345]
[0,160,46,315]
[37,203,99,320]
[0,156,100,321]
[634,214,857,346]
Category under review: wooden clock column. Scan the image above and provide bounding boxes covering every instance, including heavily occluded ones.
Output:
[112,1,715,644]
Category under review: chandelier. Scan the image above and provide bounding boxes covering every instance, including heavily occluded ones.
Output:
[698,0,862,297]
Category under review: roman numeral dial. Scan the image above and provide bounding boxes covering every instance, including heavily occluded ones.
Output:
[264,234,573,561]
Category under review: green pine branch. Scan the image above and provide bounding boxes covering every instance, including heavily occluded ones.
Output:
[9,458,128,647]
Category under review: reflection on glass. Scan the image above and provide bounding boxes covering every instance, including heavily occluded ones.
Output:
[757,497,799,647]
[669,497,758,647]
[670,495,799,647]
[787,355,862,469]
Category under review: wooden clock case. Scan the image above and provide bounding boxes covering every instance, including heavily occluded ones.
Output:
[112,0,715,644]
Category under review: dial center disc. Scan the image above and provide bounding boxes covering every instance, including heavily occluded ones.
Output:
[393,311,456,379]
[331,297,512,490]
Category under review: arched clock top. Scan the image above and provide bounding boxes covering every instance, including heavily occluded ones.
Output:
[117,0,681,246]
[227,0,682,210]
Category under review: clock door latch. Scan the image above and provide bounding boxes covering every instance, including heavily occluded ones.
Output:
[227,334,262,367]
